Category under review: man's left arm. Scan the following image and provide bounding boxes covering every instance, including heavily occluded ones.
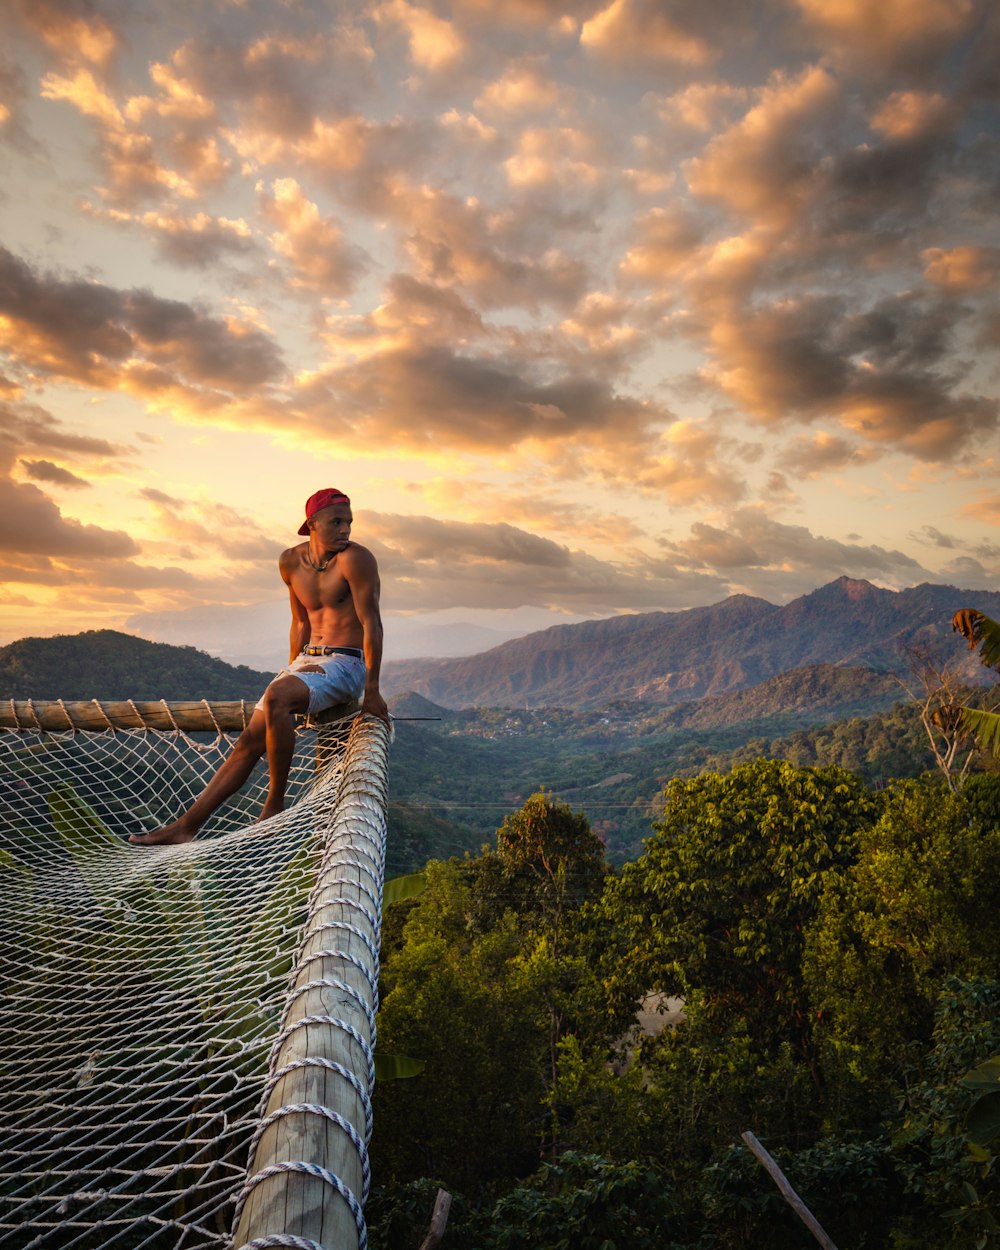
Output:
[344,545,389,722]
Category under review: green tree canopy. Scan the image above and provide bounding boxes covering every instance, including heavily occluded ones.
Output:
[598,760,880,1066]
[805,781,1000,1080]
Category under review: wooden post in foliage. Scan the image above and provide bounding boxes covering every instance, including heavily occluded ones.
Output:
[417,1189,453,1250]
[741,1131,839,1250]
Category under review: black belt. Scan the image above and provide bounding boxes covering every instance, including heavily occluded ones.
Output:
[303,646,363,658]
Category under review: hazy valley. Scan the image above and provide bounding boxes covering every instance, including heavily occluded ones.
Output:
[3,573,993,867]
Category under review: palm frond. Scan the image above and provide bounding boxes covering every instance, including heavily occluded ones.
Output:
[960,707,1000,757]
[953,610,1000,670]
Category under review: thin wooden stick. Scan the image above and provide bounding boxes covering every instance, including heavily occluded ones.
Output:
[741,1131,839,1250]
[417,1189,453,1250]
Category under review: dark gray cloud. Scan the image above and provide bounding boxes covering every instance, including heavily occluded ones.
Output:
[146,216,256,270]
[138,486,180,506]
[790,0,984,79]
[912,523,1000,562]
[0,400,129,476]
[776,432,875,475]
[0,477,136,558]
[308,341,658,453]
[371,513,572,566]
[19,459,91,488]
[362,510,730,612]
[671,509,930,585]
[0,246,286,392]
[0,53,38,152]
[708,290,999,459]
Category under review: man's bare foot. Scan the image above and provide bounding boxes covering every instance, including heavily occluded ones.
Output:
[257,798,285,823]
[129,821,197,846]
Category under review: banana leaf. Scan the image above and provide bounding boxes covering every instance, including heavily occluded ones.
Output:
[960,707,1000,757]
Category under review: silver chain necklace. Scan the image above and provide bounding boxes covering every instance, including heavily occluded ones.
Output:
[304,547,334,572]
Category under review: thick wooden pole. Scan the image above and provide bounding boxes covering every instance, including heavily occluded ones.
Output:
[0,699,257,733]
[234,714,391,1250]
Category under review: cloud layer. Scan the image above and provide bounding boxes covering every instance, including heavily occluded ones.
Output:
[1,0,999,652]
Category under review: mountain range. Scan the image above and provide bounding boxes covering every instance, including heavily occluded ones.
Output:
[380,577,1000,708]
[3,577,997,712]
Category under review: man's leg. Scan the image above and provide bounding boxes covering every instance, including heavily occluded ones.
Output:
[258,673,312,821]
[129,711,269,846]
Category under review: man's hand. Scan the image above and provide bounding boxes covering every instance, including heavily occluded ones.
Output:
[362,689,390,723]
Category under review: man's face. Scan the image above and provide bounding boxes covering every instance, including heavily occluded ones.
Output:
[310,505,353,549]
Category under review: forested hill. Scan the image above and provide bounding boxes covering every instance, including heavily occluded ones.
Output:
[0,630,273,700]
[381,576,1000,708]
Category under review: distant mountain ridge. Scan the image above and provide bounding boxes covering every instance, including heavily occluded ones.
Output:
[381,577,1000,709]
[650,663,904,732]
[0,630,273,701]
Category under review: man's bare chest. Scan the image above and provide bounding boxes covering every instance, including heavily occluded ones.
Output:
[289,565,353,611]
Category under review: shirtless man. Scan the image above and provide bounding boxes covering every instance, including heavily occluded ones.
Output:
[130,487,388,846]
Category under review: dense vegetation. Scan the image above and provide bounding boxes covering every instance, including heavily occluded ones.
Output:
[371,771,1000,1249]
[386,664,983,865]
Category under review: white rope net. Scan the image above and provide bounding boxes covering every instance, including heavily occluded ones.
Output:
[0,712,389,1250]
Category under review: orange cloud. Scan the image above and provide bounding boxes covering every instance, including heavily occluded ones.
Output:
[923,246,1000,292]
[619,205,704,282]
[0,477,136,559]
[962,496,1000,526]
[672,508,928,583]
[401,186,589,310]
[628,422,748,506]
[0,247,286,398]
[870,90,954,140]
[777,431,878,475]
[475,57,563,115]
[653,81,749,132]
[84,204,254,268]
[18,459,91,489]
[504,125,604,188]
[11,0,118,67]
[792,0,977,69]
[701,290,999,461]
[685,64,839,227]
[364,511,728,612]
[258,178,367,295]
[581,0,716,66]
[375,0,465,72]
[40,67,122,127]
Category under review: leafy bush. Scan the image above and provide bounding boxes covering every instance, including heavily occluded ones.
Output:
[891,979,1000,1249]
[486,1153,676,1250]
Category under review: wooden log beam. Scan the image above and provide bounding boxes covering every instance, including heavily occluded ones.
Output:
[0,699,364,736]
[0,698,261,733]
[234,714,391,1250]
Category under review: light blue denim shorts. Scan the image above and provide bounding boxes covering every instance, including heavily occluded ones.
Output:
[257,650,366,715]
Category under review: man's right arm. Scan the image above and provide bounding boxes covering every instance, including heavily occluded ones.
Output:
[280,550,311,663]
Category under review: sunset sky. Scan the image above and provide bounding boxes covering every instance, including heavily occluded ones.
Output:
[2,0,999,668]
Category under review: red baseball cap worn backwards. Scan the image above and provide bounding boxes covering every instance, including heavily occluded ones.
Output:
[299,488,351,535]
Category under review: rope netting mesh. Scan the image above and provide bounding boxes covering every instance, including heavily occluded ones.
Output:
[0,710,390,1250]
